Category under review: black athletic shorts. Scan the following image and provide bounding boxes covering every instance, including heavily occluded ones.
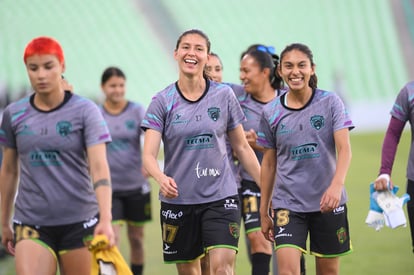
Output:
[239,179,262,233]
[112,188,152,225]
[273,205,352,257]
[13,214,98,258]
[160,195,241,263]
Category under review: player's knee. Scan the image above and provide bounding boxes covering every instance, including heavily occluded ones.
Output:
[129,236,143,250]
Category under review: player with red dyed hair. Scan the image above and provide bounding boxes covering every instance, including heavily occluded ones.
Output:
[23,36,65,64]
[0,36,114,274]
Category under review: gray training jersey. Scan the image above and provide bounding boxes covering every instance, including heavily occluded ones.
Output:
[0,92,111,226]
[231,83,277,184]
[390,81,414,181]
[258,89,354,212]
[100,102,150,193]
[141,80,245,204]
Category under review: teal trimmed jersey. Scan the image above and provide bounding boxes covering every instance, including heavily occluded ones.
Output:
[141,80,245,204]
[100,102,150,193]
[230,83,278,183]
[0,92,111,225]
[258,89,354,212]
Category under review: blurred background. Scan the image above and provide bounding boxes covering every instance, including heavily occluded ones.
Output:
[1,1,414,274]
[1,0,413,132]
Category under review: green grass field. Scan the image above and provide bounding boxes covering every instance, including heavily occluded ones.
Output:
[1,131,414,274]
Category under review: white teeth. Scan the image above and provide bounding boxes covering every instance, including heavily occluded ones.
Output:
[184,59,197,64]
[290,78,301,81]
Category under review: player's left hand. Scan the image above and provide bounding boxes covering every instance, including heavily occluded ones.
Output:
[374,174,393,190]
[94,220,115,247]
[320,181,343,213]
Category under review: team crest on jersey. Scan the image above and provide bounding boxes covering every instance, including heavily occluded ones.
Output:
[125,120,135,130]
[229,223,240,239]
[56,121,72,137]
[208,107,220,121]
[310,115,324,130]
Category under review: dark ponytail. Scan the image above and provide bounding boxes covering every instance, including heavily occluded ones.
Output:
[241,45,283,90]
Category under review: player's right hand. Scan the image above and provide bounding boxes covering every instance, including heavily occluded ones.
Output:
[1,226,15,256]
[159,175,178,199]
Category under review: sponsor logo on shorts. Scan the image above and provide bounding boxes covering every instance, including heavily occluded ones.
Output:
[163,243,178,255]
[242,189,260,197]
[275,226,292,239]
[333,205,345,215]
[162,210,183,220]
[336,227,348,244]
[224,199,238,210]
[229,223,240,239]
[244,214,258,224]
[83,217,98,229]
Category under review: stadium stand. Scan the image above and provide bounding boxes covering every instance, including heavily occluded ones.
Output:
[0,0,411,129]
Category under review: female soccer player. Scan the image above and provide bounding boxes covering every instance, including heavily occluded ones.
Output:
[233,45,282,275]
[0,36,114,274]
[141,29,261,275]
[374,80,414,253]
[100,66,151,275]
[259,43,354,275]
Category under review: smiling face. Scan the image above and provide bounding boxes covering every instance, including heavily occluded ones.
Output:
[239,54,269,95]
[174,33,209,77]
[205,55,223,82]
[25,54,64,95]
[101,75,126,105]
[278,49,315,93]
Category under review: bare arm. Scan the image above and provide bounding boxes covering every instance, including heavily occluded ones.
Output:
[142,129,178,198]
[228,125,260,185]
[320,128,352,213]
[87,143,114,245]
[0,147,19,254]
[259,148,276,242]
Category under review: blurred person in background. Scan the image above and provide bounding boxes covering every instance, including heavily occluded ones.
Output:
[100,66,152,275]
[260,43,353,275]
[204,52,223,83]
[226,45,282,275]
[141,29,261,275]
[0,36,114,274]
[236,45,282,275]
[374,80,414,254]
[202,52,241,275]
